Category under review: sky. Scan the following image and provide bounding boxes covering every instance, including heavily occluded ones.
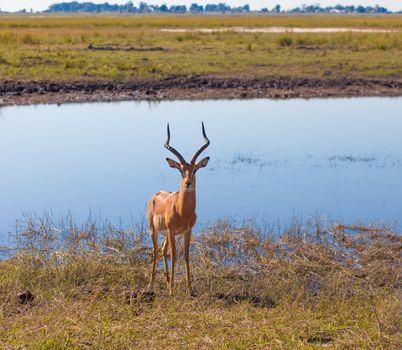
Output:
[0,1,400,12]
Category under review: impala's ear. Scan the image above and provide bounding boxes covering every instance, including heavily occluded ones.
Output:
[195,157,210,171]
[166,158,181,170]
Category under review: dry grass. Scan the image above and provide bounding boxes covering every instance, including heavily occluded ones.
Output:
[0,216,400,349]
[1,14,402,29]
[0,15,401,82]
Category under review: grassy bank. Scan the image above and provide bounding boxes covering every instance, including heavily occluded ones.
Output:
[0,15,401,82]
[0,218,400,349]
[1,14,402,29]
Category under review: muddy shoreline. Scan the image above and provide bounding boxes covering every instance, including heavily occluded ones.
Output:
[1,76,401,106]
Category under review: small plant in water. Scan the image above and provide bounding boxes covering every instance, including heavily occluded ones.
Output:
[328,154,376,163]
[230,153,266,167]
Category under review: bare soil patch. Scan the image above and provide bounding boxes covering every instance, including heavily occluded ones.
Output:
[1,75,401,106]
[161,26,399,34]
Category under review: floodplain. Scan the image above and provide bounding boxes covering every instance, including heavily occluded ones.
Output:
[0,14,402,105]
[0,13,401,350]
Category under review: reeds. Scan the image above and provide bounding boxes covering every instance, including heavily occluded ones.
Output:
[0,215,400,348]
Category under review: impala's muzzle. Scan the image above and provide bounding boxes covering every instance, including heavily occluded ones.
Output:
[185,181,192,189]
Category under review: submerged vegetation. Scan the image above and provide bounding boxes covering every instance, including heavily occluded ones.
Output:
[0,15,401,82]
[0,216,400,348]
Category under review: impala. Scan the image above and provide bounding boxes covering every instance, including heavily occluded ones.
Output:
[147,122,210,295]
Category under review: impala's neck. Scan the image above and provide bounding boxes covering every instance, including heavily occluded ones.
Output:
[177,180,196,216]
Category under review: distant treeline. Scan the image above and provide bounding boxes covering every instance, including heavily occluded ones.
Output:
[47,2,250,14]
[4,2,399,14]
[39,2,396,14]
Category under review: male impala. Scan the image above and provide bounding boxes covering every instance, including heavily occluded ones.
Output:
[147,122,210,295]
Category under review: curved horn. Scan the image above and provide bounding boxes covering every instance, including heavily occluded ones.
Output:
[190,122,210,164]
[164,123,186,164]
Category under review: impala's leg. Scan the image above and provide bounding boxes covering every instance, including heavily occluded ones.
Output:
[183,230,192,293]
[168,230,176,296]
[148,227,158,290]
[161,237,170,288]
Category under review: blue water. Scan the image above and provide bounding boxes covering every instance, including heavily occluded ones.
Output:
[0,97,401,242]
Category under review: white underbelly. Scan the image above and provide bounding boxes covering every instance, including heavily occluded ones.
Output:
[152,213,192,235]
[159,228,188,236]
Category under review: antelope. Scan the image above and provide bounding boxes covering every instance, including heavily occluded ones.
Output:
[147,122,210,295]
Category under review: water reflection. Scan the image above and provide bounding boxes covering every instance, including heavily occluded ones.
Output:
[0,97,401,241]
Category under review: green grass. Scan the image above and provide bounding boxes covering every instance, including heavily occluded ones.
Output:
[0,15,401,82]
[0,217,400,349]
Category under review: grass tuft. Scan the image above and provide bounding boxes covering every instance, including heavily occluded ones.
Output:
[278,35,293,47]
